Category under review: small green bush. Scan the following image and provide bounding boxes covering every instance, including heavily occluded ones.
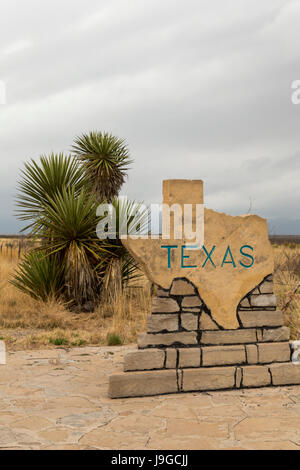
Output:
[49,337,68,346]
[107,333,123,346]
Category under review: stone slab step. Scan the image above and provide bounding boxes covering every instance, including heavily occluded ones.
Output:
[138,326,290,349]
[124,342,291,371]
[109,362,300,398]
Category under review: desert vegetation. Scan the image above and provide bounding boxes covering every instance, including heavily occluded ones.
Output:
[0,237,150,349]
[0,131,152,349]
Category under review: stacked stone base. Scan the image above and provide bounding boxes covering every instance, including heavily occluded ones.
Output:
[109,362,300,398]
[109,276,300,399]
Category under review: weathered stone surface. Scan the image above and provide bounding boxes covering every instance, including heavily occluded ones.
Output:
[152,297,179,313]
[138,332,197,348]
[235,367,242,388]
[238,310,283,328]
[165,349,177,368]
[257,342,291,364]
[250,294,277,308]
[109,370,178,398]
[201,329,257,345]
[178,348,201,368]
[242,366,271,387]
[181,296,202,308]
[157,287,169,297]
[181,314,198,331]
[147,314,179,333]
[270,363,300,385]
[239,297,250,308]
[260,326,290,342]
[124,349,165,372]
[259,281,273,294]
[182,307,201,313]
[7,344,300,450]
[170,279,196,296]
[199,313,219,330]
[122,180,274,329]
[182,367,236,391]
[202,345,246,366]
[246,344,258,364]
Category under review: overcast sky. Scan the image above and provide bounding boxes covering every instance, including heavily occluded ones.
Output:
[0,0,300,234]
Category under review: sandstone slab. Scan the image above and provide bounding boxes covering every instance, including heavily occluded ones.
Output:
[181,296,202,308]
[257,342,291,364]
[124,349,165,372]
[178,348,201,368]
[201,329,257,345]
[147,314,179,333]
[202,345,246,367]
[152,297,179,314]
[182,367,236,391]
[170,279,196,296]
[242,365,271,387]
[238,310,283,328]
[250,294,277,308]
[259,281,274,294]
[138,332,197,348]
[260,326,290,342]
[199,313,219,330]
[270,363,300,385]
[246,344,258,364]
[109,370,178,398]
[165,349,177,368]
[181,313,198,331]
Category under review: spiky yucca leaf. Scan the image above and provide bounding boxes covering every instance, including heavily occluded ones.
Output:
[10,251,65,302]
[72,131,132,201]
[97,197,149,287]
[40,187,114,305]
[16,153,88,233]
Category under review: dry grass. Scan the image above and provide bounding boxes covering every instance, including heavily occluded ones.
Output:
[0,239,150,350]
[1,238,300,350]
[273,243,300,339]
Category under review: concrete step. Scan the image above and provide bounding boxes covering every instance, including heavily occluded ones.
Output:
[109,362,300,398]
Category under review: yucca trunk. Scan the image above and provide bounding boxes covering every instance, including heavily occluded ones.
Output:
[102,257,123,303]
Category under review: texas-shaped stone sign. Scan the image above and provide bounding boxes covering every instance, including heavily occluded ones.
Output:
[123,179,273,329]
[109,179,300,399]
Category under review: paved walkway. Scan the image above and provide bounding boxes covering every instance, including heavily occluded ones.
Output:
[1,345,300,450]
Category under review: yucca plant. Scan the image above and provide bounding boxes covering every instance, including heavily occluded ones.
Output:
[97,197,149,299]
[14,134,144,309]
[72,131,132,202]
[10,251,65,302]
[16,153,88,233]
[40,187,113,307]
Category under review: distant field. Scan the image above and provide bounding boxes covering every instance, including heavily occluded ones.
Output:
[269,235,300,245]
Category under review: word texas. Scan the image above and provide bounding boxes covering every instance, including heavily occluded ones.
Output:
[161,244,254,269]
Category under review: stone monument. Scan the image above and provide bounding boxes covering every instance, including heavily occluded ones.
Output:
[109,180,300,398]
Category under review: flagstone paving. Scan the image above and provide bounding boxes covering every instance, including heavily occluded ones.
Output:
[1,345,300,450]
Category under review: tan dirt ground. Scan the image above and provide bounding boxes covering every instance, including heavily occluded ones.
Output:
[1,345,300,450]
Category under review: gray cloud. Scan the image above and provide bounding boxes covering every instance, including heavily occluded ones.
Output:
[0,0,300,234]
